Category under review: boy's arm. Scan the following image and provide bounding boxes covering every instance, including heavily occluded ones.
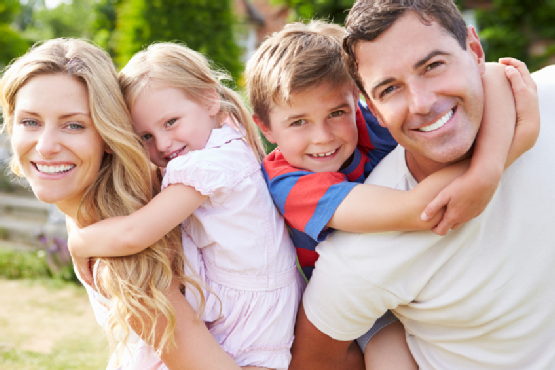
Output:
[423,60,539,234]
[68,184,207,259]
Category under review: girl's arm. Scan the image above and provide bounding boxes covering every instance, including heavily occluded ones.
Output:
[328,60,539,235]
[68,184,208,259]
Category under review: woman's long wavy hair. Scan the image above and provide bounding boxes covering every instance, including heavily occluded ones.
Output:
[119,42,265,162]
[0,38,204,358]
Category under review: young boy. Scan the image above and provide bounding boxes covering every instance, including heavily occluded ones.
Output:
[245,20,537,367]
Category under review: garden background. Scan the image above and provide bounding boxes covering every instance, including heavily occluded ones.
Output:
[1,0,554,368]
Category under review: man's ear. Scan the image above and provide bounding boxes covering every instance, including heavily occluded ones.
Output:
[466,26,486,75]
[253,114,276,143]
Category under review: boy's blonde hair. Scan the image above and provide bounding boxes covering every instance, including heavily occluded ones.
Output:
[0,38,202,360]
[119,42,265,161]
[245,20,355,128]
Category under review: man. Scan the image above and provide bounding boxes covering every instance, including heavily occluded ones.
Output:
[289,1,555,369]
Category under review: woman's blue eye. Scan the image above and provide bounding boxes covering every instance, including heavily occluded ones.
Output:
[22,119,39,127]
[68,123,84,130]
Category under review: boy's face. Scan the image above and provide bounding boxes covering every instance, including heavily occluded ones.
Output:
[258,83,359,173]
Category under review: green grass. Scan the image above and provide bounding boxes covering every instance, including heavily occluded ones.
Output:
[0,247,77,282]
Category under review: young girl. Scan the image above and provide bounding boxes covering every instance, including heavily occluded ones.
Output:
[70,43,305,370]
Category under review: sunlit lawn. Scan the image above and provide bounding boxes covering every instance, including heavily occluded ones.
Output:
[0,278,109,370]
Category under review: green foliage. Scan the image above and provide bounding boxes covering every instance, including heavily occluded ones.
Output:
[115,0,243,79]
[0,248,77,283]
[476,0,555,72]
[0,0,29,68]
[273,0,353,24]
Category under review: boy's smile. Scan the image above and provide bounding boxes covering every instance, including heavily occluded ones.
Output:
[259,83,359,173]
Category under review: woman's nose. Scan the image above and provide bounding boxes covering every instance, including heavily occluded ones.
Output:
[35,127,62,158]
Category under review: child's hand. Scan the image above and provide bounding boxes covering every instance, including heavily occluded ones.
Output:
[66,218,94,286]
[499,58,540,149]
[422,168,497,236]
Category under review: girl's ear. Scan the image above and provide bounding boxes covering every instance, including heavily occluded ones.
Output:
[206,89,221,117]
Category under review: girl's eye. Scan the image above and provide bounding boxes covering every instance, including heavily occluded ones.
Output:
[330,110,344,118]
[142,133,153,141]
[165,118,177,127]
[290,119,306,127]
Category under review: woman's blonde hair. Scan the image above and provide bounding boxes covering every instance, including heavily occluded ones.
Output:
[0,38,203,358]
[119,42,265,161]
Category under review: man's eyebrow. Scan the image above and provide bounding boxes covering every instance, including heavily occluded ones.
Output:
[370,50,451,99]
[414,50,450,69]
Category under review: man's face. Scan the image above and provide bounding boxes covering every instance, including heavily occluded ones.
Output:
[355,11,486,177]
[257,83,359,173]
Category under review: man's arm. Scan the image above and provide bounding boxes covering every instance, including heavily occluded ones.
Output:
[289,302,365,370]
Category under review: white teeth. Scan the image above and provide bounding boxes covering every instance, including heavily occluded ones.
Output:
[419,109,454,132]
[36,164,75,174]
[311,149,336,158]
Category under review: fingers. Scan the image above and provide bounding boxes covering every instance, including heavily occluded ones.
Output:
[499,57,537,90]
[422,194,449,222]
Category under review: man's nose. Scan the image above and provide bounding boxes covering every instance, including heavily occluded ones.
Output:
[407,80,436,115]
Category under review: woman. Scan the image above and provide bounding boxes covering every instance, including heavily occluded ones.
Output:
[0,38,243,369]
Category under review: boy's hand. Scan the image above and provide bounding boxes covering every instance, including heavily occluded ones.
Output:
[422,169,497,236]
[66,218,94,286]
[499,58,539,141]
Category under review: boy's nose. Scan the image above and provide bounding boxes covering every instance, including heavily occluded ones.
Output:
[312,123,335,144]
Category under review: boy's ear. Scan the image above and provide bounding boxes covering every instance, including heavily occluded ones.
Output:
[466,26,486,76]
[253,114,276,143]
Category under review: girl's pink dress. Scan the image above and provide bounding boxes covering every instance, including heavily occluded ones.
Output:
[162,124,305,369]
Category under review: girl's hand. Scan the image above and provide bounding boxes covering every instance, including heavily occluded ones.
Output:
[66,218,94,286]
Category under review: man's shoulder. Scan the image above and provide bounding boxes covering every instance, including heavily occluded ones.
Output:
[364,146,416,190]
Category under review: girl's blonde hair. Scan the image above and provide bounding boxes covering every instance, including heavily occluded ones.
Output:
[119,42,265,161]
[0,38,204,358]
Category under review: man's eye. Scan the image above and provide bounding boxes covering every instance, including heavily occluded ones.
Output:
[142,133,153,141]
[380,86,396,98]
[330,110,344,118]
[426,61,443,71]
[290,119,306,127]
[166,118,177,127]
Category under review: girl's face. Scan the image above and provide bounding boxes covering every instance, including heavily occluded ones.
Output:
[11,74,107,216]
[130,85,221,168]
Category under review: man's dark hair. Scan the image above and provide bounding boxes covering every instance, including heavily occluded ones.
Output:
[343,0,468,97]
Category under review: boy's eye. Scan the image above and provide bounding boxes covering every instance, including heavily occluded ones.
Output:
[142,133,153,141]
[290,119,306,127]
[329,110,344,118]
[165,118,177,127]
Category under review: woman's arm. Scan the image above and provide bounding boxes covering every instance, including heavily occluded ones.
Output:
[68,184,207,259]
[328,60,539,235]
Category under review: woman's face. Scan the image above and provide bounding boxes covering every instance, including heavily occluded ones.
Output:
[11,74,107,216]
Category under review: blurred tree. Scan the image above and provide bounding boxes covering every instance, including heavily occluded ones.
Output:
[0,0,29,68]
[273,0,352,24]
[115,0,243,80]
[476,0,555,72]
[91,0,119,56]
